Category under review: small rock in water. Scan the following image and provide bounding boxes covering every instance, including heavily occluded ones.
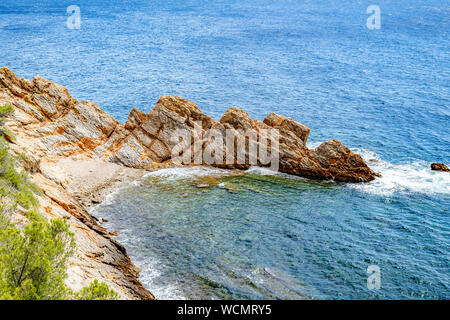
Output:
[193,183,210,188]
[218,182,238,193]
[431,163,449,172]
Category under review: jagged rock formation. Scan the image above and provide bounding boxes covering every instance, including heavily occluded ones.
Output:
[0,67,377,298]
[0,67,376,183]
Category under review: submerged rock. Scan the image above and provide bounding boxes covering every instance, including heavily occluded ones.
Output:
[431,163,449,172]
[217,182,240,193]
[193,183,210,189]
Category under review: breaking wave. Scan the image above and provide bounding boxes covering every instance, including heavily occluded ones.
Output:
[140,148,449,197]
[349,148,450,196]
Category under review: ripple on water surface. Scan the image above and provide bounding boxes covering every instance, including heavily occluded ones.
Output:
[91,158,450,299]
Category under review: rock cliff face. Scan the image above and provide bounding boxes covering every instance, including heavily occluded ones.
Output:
[431,163,449,172]
[0,67,377,299]
[0,67,156,300]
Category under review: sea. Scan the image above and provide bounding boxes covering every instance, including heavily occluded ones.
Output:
[0,0,448,299]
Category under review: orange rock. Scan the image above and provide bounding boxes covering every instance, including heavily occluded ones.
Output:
[431,163,449,172]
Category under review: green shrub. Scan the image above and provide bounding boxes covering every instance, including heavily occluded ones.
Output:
[75,279,119,300]
[0,213,75,300]
[0,141,40,212]
[0,104,14,142]
[0,104,14,116]
[0,137,74,299]
[0,211,119,300]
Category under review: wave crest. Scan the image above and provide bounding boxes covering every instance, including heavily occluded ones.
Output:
[350,148,450,196]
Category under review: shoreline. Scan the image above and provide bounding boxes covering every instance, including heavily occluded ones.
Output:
[0,68,156,299]
[0,66,377,299]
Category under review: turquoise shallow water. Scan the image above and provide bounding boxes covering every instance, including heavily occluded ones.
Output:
[1,0,449,299]
[91,166,449,299]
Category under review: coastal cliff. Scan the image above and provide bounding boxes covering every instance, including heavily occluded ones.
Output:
[0,67,376,299]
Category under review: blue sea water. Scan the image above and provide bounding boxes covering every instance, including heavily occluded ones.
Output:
[1,0,449,299]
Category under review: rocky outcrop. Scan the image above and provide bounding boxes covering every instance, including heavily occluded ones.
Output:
[218,108,376,182]
[431,163,449,172]
[0,67,377,298]
[119,96,375,182]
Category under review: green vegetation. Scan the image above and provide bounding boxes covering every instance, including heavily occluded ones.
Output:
[0,104,14,116]
[75,279,119,300]
[0,104,15,142]
[0,105,118,300]
[0,145,40,213]
[0,213,75,299]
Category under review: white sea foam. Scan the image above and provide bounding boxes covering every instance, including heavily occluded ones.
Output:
[134,257,187,300]
[349,148,450,196]
[245,166,280,176]
[306,142,449,196]
[88,177,140,213]
[143,166,231,181]
[88,187,122,216]
[306,141,323,149]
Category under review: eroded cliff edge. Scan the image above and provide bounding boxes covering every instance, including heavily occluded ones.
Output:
[0,67,377,299]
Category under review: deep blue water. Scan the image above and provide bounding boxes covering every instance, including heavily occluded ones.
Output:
[1,1,449,299]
